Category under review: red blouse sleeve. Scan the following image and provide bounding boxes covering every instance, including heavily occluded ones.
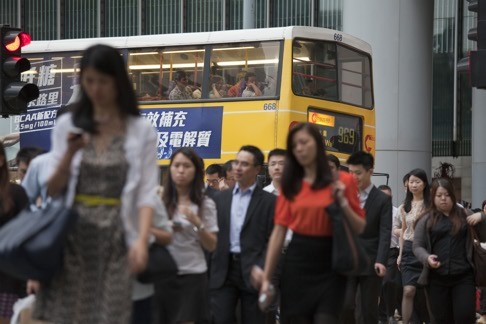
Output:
[340,171,365,219]
[274,193,292,226]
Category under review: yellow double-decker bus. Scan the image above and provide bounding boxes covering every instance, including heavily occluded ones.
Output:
[21,26,374,164]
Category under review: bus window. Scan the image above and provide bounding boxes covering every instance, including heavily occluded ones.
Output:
[128,46,205,101]
[293,40,338,101]
[208,41,281,98]
[337,45,373,108]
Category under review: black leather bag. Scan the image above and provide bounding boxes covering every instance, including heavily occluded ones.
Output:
[0,199,78,281]
[137,243,178,283]
[469,226,486,287]
[326,202,370,276]
[417,217,432,287]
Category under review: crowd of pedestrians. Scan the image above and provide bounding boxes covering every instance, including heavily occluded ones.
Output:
[0,43,486,324]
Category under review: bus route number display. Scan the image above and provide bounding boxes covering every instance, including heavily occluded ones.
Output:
[307,108,362,155]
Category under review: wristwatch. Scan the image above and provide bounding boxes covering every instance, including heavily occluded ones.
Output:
[193,223,205,233]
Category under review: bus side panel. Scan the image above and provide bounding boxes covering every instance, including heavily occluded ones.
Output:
[141,100,278,165]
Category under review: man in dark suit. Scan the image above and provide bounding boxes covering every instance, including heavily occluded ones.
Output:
[341,151,392,324]
[210,145,275,324]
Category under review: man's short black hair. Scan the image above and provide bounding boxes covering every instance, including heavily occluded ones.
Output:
[174,70,187,81]
[346,151,374,170]
[378,184,391,192]
[244,72,256,81]
[206,164,223,177]
[16,147,45,166]
[222,160,234,178]
[327,154,340,169]
[268,148,286,162]
[239,145,264,167]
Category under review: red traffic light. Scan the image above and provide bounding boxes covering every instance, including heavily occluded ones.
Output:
[3,31,32,52]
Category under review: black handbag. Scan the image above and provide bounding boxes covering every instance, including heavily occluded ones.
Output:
[417,216,432,287]
[326,202,370,276]
[137,243,178,283]
[0,199,78,281]
[469,226,486,287]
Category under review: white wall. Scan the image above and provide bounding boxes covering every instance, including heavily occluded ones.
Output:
[343,0,434,205]
[471,88,486,208]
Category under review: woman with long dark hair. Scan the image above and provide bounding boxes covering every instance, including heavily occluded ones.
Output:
[258,122,365,324]
[30,44,159,323]
[414,178,486,323]
[0,143,28,324]
[397,168,431,324]
[157,148,218,324]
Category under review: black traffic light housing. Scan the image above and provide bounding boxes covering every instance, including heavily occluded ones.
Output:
[468,0,486,89]
[0,25,39,117]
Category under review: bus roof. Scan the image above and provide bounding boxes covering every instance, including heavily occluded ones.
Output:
[24,26,372,55]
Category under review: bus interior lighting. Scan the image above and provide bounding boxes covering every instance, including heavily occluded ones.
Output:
[129,52,159,56]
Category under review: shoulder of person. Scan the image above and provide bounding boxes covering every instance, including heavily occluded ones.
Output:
[202,195,216,209]
[258,187,277,202]
[398,204,405,214]
[55,112,74,129]
[338,170,354,183]
[374,186,391,201]
[8,183,28,205]
[416,212,431,226]
[213,188,232,205]
[8,182,26,195]
[127,114,149,128]
[127,115,156,136]
[262,183,273,192]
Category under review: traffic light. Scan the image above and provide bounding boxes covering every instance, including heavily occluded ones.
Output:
[0,25,39,117]
[468,0,486,89]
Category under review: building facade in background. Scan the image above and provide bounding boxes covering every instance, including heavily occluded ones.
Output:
[0,0,477,204]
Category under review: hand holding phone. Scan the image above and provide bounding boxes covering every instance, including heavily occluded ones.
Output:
[428,254,441,268]
[67,127,86,152]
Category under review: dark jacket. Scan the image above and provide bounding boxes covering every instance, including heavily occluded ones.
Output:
[358,185,393,275]
[413,211,486,283]
[209,185,275,290]
[0,183,29,295]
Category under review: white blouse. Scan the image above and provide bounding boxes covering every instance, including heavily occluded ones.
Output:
[50,112,160,247]
[399,200,426,241]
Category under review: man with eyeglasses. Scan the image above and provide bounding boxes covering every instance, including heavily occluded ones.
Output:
[210,145,276,324]
[205,164,224,190]
[263,148,286,196]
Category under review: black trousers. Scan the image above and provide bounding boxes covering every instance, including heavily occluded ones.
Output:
[427,272,476,324]
[341,274,383,324]
[481,287,486,315]
[210,256,265,324]
[379,248,402,320]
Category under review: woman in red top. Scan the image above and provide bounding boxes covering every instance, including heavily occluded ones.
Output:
[259,123,365,324]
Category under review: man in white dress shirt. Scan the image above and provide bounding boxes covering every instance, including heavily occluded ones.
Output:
[263,148,285,195]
